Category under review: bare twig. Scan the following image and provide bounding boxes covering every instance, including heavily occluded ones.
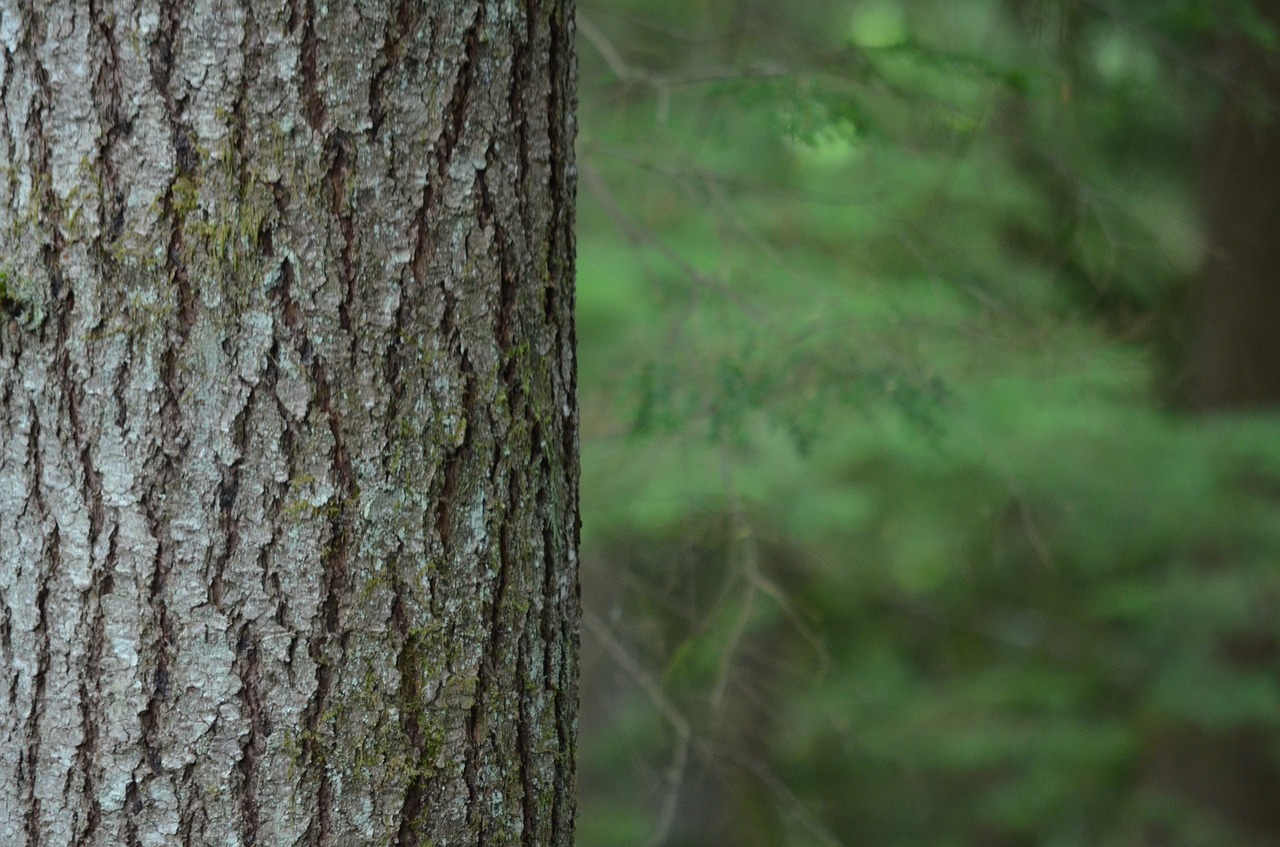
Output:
[580,161,762,318]
[577,13,634,81]
[584,611,692,847]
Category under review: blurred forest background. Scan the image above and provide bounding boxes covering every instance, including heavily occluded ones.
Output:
[571,1,1280,845]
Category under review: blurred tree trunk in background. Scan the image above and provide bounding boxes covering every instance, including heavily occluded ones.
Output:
[1189,0,1280,408]
[1142,8,1280,839]
[0,1,578,845]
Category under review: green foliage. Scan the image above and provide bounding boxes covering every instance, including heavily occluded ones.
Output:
[576,1,1280,845]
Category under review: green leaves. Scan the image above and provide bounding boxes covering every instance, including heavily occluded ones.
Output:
[576,2,1280,845]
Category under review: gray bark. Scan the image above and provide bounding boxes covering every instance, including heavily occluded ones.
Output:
[0,1,579,845]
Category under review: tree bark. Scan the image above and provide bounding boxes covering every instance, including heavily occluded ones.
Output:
[0,1,578,845]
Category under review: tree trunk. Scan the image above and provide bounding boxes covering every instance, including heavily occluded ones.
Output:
[1188,2,1280,408]
[0,1,579,845]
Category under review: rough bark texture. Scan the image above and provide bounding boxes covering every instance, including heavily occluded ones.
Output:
[0,1,579,845]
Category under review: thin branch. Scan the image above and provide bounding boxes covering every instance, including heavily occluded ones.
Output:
[580,161,762,318]
[586,611,692,740]
[579,11,791,89]
[584,611,692,847]
[577,13,633,81]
